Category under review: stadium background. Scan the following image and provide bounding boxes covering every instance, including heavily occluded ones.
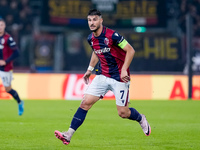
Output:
[0,0,200,100]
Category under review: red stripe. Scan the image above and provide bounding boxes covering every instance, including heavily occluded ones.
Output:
[125,90,129,106]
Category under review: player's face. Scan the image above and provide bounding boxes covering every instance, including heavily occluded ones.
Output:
[87,15,103,32]
[0,21,6,34]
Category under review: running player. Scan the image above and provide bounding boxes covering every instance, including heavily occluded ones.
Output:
[0,18,24,116]
[55,9,151,145]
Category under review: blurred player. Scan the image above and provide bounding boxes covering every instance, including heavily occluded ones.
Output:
[0,18,24,116]
[55,9,151,145]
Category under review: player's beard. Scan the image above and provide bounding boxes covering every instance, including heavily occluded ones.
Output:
[0,29,3,34]
[90,24,101,32]
[0,31,4,36]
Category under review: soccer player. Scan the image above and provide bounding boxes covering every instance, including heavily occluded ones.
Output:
[55,9,151,145]
[0,18,24,116]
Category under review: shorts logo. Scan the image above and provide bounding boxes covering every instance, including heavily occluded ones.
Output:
[104,38,109,45]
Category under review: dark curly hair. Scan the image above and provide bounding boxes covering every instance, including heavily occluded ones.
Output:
[88,9,102,17]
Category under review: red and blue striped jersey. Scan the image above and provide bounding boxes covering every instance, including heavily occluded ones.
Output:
[0,32,18,71]
[87,26,130,82]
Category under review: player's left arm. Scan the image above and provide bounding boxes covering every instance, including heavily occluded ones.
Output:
[112,32,135,82]
[120,41,135,82]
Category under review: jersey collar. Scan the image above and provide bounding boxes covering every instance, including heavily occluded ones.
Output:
[92,26,106,38]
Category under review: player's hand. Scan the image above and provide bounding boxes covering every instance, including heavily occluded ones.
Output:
[83,70,92,84]
[121,70,130,83]
[0,60,6,66]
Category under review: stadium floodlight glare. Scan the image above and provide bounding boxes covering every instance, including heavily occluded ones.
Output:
[134,26,146,33]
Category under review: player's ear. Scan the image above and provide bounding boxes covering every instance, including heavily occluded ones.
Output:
[100,18,103,24]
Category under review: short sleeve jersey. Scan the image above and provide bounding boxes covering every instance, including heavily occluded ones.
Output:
[0,32,18,71]
[87,26,130,82]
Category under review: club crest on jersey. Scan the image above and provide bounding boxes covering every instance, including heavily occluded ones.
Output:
[104,38,109,45]
[1,38,5,44]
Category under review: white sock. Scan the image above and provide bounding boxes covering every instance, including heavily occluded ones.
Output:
[67,128,75,136]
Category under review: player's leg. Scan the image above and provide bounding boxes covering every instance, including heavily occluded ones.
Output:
[116,105,151,136]
[55,75,109,145]
[5,86,24,116]
[111,80,151,136]
[5,86,22,103]
[55,94,99,145]
[0,71,24,115]
[69,94,100,136]
[116,104,141,120]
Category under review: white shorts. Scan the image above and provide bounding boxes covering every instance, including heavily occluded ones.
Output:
[84,75,130,106]
[0,70,13,87]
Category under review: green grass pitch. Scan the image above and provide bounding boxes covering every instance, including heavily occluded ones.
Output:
[0,100,200,150]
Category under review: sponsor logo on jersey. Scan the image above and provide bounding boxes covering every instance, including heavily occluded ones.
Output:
[94,47,110,55]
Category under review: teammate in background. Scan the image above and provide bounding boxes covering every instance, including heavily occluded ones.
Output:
[55,9,151,145]
[0,18,24,116]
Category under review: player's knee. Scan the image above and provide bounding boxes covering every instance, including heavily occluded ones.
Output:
[80,99,92,111]
[5,87,12,93]
[118,111,129,119]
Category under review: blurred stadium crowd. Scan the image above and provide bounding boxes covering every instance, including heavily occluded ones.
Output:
[0,0,199,73]
[178,0,200,36]
[0,0,40,71]
[0,0,33,43]
[3,0,200,37]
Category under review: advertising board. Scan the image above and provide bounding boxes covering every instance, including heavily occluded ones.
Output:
[0,73,199,100]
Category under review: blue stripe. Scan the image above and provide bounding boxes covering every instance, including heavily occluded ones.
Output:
[0,49,3,59]
[96,61,102,75]
[97,31,120,81]
[102,51,120,81]
[0,66,4,71]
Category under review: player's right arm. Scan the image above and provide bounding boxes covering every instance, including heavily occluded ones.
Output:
[88,51,99,69]
[83,52,99,84]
